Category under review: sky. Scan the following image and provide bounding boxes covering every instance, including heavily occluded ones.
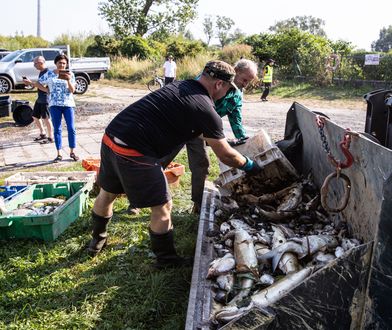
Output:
[2,0,391,51]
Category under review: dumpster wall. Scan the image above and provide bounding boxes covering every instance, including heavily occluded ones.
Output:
[281,102,392,328]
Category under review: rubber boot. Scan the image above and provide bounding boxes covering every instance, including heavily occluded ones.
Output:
[87,211,112,257]
[149,228,193,269]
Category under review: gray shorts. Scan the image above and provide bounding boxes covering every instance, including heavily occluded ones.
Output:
[98,142,171,208]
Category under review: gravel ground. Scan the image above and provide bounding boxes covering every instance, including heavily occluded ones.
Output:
[0,84,368,146]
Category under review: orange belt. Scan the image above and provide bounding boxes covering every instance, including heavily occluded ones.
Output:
[102,133,143,157]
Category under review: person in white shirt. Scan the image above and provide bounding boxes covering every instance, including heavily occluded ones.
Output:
[163,55,177,85]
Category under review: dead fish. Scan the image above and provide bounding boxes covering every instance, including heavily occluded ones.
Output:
[256,206,298,222]
[259,273,275,286]
[311,251,336,266]
[214,290,228,304]
[220,222,231,234]
[207,253,236,278]
[216,273,235,292]
[215,267,314,322]
[22,197,65,209]
[341,238,361,251]
[229,219,254,232]
[271,225,301,274]
[227,275,255,306]
[0,197,36,217]
[259,235,338,271]
[251,267,315,308]
[234,229,258,274]
[254,243,271,259]
[277,183,303,211]
[254,231,271,245]
[219,197,239,211]
[335,246,345,258]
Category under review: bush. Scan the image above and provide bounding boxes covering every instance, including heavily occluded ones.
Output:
[52,33,95,57]
[219,44,254,64]
[120,36,159,60]
[165,38,205,59]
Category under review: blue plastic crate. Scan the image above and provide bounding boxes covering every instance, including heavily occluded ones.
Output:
[0,185,28,201]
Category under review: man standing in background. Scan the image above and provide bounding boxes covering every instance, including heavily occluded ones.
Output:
[261,59,275,102]
[23,56,53,144]
[163,55,177,85]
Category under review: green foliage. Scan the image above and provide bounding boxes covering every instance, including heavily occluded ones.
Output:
[165,37,205,59]
[52,33,95,57]
[86,34,122,57]
[269,15,326,37]
[203,16,214,46]
[120,36,159,60]
[216,16,235,48]
[98,0,199,38]
[372,25,392,52]
[0,35,49,50]
[219,44,254,64]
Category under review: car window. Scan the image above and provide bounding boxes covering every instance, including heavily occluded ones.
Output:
[42,50,59,61]
[0,50,23,62]
[19,51,43,63]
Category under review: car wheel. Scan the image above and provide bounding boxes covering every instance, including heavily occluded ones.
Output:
[75,76,88,94]
[0,76,12,94]
[147,79,161,92]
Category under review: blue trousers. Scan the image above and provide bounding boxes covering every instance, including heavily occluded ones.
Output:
[49,106,76,150]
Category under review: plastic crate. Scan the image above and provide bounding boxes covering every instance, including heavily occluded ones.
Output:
[164,162,185,187]
[82,158,185,187]
[0,182,91,241]
[217,129,298,191]
[5,171,96,190]
[0,185,28,201]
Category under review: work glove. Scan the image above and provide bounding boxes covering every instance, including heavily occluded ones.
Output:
[239,156,262,176]
[228,136,249,147]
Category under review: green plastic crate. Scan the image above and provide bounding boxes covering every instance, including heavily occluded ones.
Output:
[0,182,91,241]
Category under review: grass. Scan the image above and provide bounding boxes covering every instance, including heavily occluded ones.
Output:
[0,149,220,329]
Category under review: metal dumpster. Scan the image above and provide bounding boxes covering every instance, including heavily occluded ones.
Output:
[186,102,392,329]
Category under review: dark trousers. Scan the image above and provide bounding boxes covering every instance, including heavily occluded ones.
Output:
[261,82,271,99]
[164,77,175,85]
[160,137,209,207]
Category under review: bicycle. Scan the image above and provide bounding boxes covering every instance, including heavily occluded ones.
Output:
[147,74,164,92]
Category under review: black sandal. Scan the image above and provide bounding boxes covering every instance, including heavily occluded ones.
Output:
[40,138,54,144]
[34,134,47,141]
[53,155,63,163]
[70,152,79,161]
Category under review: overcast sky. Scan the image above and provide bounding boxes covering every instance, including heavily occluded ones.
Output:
[2,0,391,50]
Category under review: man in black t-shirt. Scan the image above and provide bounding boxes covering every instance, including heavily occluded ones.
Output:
[87,60,262,268]
[23,56,53,144]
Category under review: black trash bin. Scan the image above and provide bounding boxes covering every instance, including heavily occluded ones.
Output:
[364,89,392,146]
[11,100,30,112]
[13,104,33,126]
[0,95,11,118]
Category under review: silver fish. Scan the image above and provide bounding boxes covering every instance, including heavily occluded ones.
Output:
[277,183,303,211]
[259,235,338,271]
[233,229,258,274]
[341,238,361,251]
[256,206,298,222]
[259,273,275,286]
[216,273,235,292]
[335,246,345,258]
[229,219,253,232]
[311,251,336,266]
[207,253,236,278]
[271,225,301,274]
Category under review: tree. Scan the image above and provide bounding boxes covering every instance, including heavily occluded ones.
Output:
[98,0,199,38]
[372,25,392,52]
[269,15,326,37]
[216,16,235,48]
[203,16,214,46]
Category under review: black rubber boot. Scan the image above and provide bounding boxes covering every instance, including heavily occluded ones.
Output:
[149,228,193,269]
[87,211,112,257]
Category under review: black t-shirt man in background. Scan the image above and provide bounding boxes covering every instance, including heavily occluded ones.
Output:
[87,60,261,268]
[23,56,54,144]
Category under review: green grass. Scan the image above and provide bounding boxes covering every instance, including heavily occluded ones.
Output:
[270,81,371,101]
[0,149,220,329]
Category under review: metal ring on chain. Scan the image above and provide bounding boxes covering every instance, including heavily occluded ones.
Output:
[320,172,351,212]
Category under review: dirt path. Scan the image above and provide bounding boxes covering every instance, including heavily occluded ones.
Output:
[0,84,367,169]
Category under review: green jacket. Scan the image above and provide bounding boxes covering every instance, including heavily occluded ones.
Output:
[214,89,246,139]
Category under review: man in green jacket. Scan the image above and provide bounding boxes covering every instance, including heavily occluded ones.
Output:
[261,59,274,101]
[161,58,258,213]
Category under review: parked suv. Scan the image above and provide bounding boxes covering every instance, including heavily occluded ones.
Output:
[0,48,110,94]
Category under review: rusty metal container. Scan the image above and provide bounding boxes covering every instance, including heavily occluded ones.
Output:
[186,102,392,329]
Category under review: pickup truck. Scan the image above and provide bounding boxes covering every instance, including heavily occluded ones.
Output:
[0,48,110,94]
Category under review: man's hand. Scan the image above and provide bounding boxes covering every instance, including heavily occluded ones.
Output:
[239,156,262,176]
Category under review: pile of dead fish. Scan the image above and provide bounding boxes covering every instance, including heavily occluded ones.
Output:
[207,174,361,325]
[0,197,66,217]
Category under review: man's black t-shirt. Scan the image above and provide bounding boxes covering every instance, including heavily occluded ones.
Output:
[106,79,225,158]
